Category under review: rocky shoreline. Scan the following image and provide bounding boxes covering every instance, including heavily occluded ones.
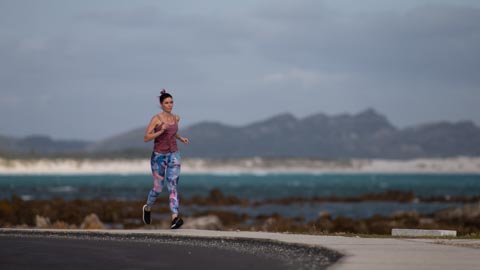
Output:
[1,189,479,236]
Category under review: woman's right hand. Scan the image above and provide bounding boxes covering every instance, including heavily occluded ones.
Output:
[157,122,167,132]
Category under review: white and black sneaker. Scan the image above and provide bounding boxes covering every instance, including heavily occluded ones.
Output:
[171,217,184,229]
[142,204,151,225]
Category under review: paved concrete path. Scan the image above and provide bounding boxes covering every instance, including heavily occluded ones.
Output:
[0,235,290,270]
[2,228,480,270]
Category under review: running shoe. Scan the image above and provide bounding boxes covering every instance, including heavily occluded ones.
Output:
[142,204,151,225]
[171,217,184,229]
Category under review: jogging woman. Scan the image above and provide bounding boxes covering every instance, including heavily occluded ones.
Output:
[142,89,189,229]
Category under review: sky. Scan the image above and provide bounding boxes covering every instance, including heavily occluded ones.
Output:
[1,0,479,141]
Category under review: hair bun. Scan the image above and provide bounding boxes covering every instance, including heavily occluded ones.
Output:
[160,89,167,95]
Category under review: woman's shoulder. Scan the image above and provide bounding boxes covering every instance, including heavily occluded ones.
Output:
[150,114,163,123]
[175,115,180,122]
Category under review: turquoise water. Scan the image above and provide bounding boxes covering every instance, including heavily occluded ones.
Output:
[1,173,480,200]
[1,173,479,219]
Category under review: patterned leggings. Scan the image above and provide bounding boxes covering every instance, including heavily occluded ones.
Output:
[146,151,181,214]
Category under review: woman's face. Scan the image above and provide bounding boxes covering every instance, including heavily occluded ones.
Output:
[161,97,174,113]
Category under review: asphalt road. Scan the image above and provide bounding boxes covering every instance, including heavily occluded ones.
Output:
[0,235,291,270]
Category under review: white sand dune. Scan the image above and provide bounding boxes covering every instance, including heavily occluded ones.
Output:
[1,156,480,175]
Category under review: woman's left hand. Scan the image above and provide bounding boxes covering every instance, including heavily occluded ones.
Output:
[180,137,189,144]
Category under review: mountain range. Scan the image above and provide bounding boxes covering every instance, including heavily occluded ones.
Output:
[2,108,479,159]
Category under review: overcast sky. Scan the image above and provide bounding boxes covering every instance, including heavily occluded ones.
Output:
[1,0,479,141]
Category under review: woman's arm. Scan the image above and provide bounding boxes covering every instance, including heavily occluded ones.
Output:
[175,133,189,144]
[144,116,165,142]
[174,115,189,144]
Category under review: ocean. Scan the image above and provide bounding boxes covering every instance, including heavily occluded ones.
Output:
[1,173,479,220]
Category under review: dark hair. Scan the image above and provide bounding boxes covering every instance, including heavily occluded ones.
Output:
[159,89,173,104]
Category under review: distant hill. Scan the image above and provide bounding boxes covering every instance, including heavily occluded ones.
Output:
[175,108,480,159]
[2,108,480,159]
[0,134,89,157]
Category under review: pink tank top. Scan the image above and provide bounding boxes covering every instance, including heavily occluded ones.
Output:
[153,117,179,154]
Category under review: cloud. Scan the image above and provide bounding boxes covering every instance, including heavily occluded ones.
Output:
[0,95,20,107]
[263,68,349,88]
[17,36,50,52]
[253,3,480,87]
[77,6,162,28]
[0,1,479,139]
